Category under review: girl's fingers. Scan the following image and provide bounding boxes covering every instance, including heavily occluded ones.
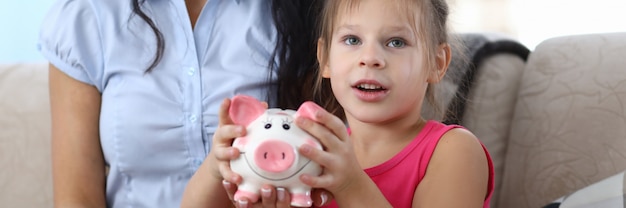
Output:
[236,200,250,208]
[213,124,245,144]
[274,188,291,208]
[212,146,239,161]
[256,185,291,208]
[211,124,245,161]
[296,116,343,150]
[299,173,334,189]
[299,144,334,172]
[259,185,276,207]
[211,125,241,159]
[219,161,242,184]
[310,109,350,142]
[218,98,234,125]
[223,180,238,202]
[311,189,333,207]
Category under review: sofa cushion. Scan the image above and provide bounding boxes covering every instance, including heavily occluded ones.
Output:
[0,63,53,207]
[462,53,527,208]
[498,32,626,208]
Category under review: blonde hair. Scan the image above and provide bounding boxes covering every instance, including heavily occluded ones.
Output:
[314,0,455,121]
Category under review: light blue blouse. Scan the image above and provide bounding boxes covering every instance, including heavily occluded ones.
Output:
[38,0,277,207]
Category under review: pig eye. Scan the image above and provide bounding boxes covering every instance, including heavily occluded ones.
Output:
[264,123,272,129]
[282,124,290,130]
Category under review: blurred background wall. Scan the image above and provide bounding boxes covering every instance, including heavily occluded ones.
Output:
[449,0,626,49]
[0,0,624,63]
[0,1,54,63]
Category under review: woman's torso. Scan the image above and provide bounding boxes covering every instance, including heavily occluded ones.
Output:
[39,0,277,207]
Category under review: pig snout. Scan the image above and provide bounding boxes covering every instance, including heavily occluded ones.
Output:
[254,140,296,173]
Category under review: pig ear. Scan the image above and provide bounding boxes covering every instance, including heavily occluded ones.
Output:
[229,95,267,126]
[295,101,324,122]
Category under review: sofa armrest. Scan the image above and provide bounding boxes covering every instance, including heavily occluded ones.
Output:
[0,63,53,207]
[499,32,626,208]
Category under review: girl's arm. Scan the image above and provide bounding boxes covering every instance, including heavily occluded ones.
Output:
[180,150,233,208]
[49,64,107,207]
[413,128,489,208]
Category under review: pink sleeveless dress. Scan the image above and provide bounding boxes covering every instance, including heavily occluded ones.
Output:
[322,120,494,208]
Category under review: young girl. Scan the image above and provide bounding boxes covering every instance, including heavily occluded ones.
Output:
[293,0,495,207]
[200,0,494,207]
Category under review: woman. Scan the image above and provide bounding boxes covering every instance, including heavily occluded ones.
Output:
[40,0,324,207]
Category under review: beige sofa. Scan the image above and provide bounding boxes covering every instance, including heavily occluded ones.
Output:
[1,32,625,207]
[456,32,626,208]
[0,62,52,207]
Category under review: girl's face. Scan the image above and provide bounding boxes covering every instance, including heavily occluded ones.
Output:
[319,0,448,125]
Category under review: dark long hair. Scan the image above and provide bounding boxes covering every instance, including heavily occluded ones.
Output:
[268,0,324,109]
[132,0,323,109]
[132,0,164,72]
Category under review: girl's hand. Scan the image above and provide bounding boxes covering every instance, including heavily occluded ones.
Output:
[208,98,244,184]
[293,104,392,207]
[294,106,366,195]
[181,98,247,207]
[223,182,293,208]
[224,182,333,208]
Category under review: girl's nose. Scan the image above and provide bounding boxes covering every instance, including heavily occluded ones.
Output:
[359,44,386,69]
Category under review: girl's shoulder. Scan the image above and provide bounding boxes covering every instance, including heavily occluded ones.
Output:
[429,121,484,160]
[417,121,495,206]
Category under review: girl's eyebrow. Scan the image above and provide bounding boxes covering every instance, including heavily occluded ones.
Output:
[392,26,412,31]
[382,25,414,34]
[336,24,360,31]
[337,24,413,33]
[334,23,415,40]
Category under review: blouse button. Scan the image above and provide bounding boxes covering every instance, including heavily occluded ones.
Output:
[187,67,196,76]
[189,115,197,122]
[194,159,203,167]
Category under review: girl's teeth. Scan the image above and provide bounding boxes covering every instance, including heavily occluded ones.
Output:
[359,84,382,89]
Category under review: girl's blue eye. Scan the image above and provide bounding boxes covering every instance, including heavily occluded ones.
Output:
[388,39,405,48]
[344,37,360,45]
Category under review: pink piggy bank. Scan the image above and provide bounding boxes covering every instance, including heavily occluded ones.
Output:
[228,95,323,207]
